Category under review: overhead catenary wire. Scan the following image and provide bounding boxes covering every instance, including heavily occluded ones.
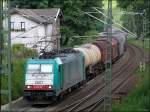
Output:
[95,7,148,37]
[93,7,137,37]
[71,9,137,39]
[84,11,135,37]
[83,11,137,38]
[71,31,150,39]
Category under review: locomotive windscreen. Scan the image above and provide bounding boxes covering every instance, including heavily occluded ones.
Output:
[25,64,54,85]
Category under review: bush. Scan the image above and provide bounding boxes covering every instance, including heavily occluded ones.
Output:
[12,44,37,58]
[1,44,37,105]
[82,30,99,43]
[66,30,99,47]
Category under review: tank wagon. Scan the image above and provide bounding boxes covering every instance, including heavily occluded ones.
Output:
[23,33,126,103]
[74,44,101,67]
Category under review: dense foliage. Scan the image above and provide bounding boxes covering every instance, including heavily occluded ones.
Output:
[1,44,37,104]
[11,0,104,47]
[11,0,49,9]
[116,0,150,38]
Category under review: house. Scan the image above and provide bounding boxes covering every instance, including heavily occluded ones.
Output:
[11,8,62,52]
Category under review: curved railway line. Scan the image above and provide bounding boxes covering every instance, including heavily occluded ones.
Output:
[55,44,144,112]
[3,43,147,112]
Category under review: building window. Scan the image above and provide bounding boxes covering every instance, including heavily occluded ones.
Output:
[10,22,14,30]
[21,22,25,31]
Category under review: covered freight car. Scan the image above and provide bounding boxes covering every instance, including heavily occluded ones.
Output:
[100,29,127,56]
[92,40,107,64]
[111,31,127,55]
[94,37,119,63]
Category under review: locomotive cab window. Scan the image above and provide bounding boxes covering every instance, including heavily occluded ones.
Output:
[27,64,53,73]
[41,64,53,73]
[26,64,54,85]
[27,64,40,73]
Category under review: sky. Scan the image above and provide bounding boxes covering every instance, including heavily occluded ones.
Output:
[103,0,117,10]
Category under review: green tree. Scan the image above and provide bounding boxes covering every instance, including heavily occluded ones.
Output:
[48,0,103,46]
[11,0,48,8]
[116,0,150,38]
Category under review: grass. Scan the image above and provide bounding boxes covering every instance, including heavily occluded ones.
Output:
[112,65,150,112]
[112,37,150,112]
[128,37,150,51]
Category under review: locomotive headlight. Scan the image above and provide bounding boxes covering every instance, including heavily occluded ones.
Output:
[27,85,31,89]
[48,85,52,89]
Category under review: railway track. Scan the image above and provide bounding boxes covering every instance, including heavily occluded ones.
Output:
[2,44,146,112]
[55,44,141,112]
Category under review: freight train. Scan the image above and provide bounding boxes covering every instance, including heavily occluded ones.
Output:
[23,31,127,103]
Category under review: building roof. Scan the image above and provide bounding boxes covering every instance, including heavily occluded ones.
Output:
[11,8,61,24]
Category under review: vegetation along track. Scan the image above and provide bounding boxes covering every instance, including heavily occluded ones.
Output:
[7,44,145,112]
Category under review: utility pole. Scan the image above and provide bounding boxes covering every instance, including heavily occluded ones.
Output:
[148,1,150,91]
[0,0,11,111]
[142,9,146,71]
[104,0,112,111]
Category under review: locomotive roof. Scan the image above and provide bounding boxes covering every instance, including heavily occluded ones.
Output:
[55,53,82,64]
